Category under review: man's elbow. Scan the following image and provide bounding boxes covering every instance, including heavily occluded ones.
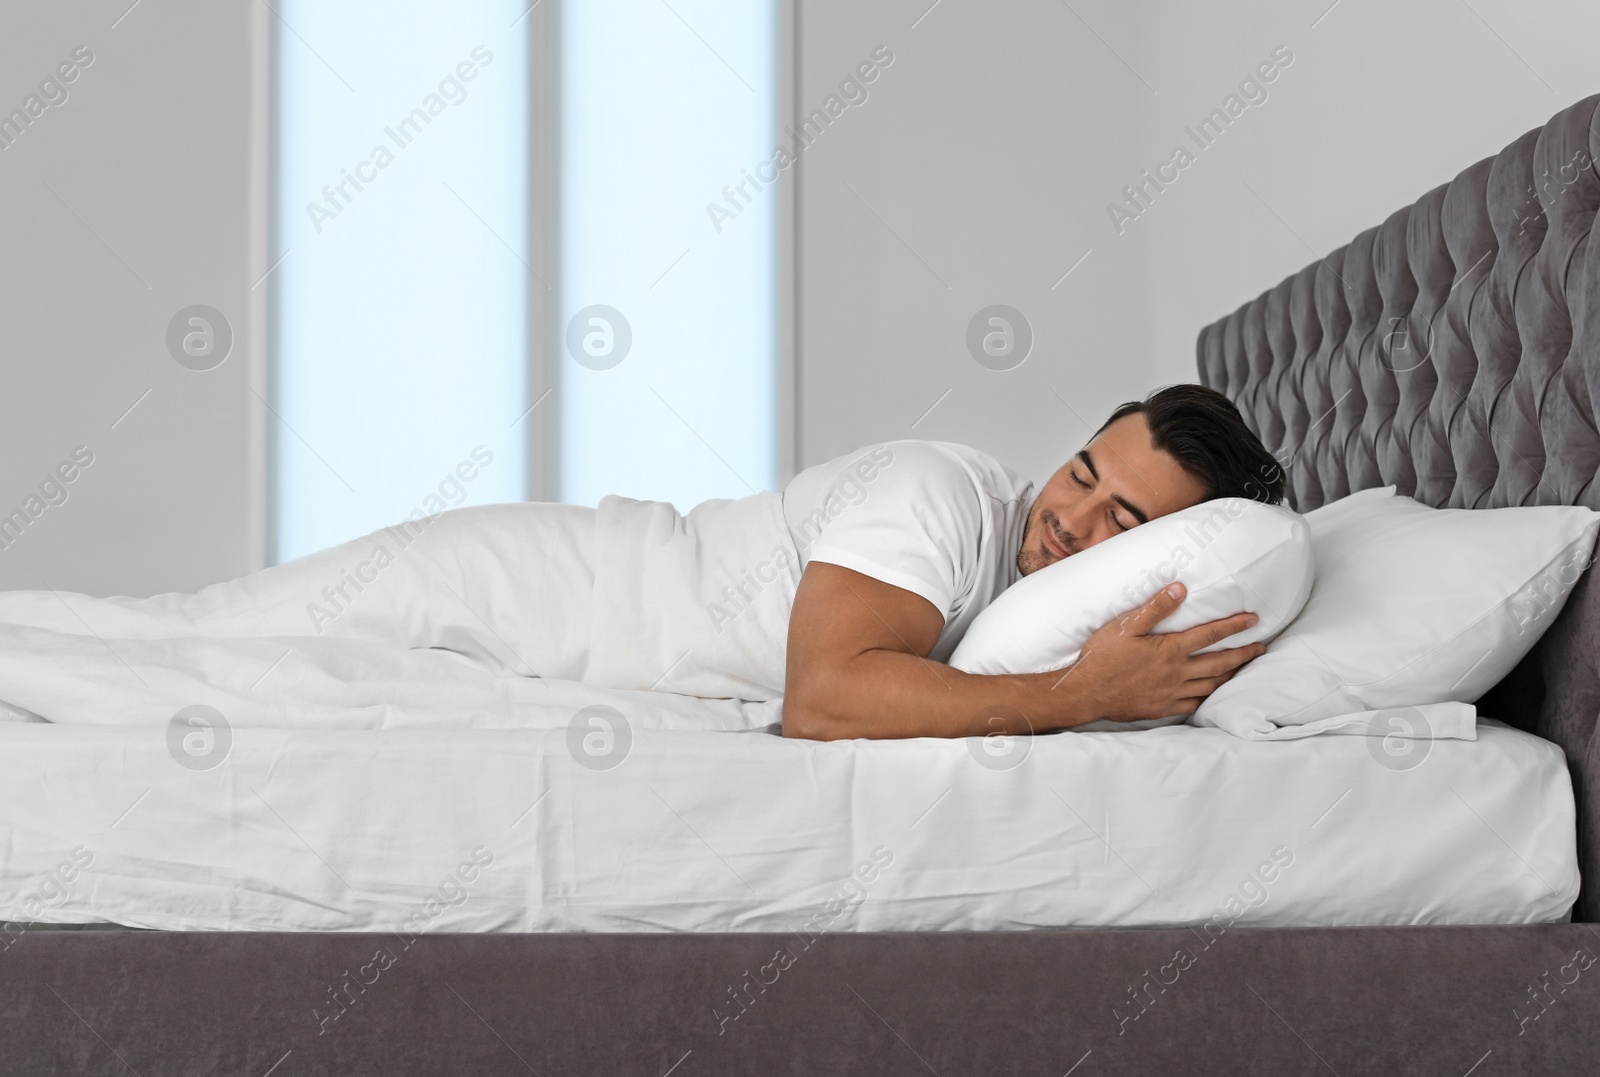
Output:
[780,693,838,741]
[783,658,866,740]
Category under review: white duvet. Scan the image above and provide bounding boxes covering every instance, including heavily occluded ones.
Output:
[0,495,798,729]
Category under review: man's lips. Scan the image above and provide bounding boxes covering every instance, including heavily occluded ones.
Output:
[1043,528,1069,560]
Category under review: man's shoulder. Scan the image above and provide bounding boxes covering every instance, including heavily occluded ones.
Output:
[782,440,1032,532]
[873,440,1030,499]
[810,440,1021,487]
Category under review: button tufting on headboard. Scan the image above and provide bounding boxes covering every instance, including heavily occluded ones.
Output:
[1197,95,1600,513]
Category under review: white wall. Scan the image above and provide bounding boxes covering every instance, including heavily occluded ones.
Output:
[1127,0,1600,385]
[795,0,1147,486]
[796,0,1600,487]
[0,0,262,595]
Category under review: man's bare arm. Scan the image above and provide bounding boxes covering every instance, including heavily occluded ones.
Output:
[781,563,1264,741]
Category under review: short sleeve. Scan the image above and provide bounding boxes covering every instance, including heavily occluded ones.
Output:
[787,442,987,622]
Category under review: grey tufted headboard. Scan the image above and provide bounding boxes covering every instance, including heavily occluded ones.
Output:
[1196,94,1600,919]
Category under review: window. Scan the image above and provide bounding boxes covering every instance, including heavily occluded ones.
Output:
[271,0,529,562]
[558,0,778,509]
[272,1,778,562]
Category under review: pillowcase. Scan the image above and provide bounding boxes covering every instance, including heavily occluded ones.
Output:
[949,498,1313,730]
[1193,488,1600,739]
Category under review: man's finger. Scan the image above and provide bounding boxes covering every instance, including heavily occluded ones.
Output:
[1117,582,1186,636]
[1181,673,1241,696]
[1183,643,1267,677]
[1172,611,1258,652]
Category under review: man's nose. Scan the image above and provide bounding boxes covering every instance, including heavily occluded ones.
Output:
[1057,500,1107,550]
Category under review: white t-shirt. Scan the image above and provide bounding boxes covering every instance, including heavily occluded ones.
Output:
[781,440,1036,662]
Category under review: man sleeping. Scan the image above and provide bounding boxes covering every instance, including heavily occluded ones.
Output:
[781,383,1283,740]
[0,384,1282,737]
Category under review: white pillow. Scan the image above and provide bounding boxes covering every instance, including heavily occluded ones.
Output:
[1193,488,1600,738]
[950,498,1313,730]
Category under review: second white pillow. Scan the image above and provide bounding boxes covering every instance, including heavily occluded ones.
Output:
[1192,488,1600,739]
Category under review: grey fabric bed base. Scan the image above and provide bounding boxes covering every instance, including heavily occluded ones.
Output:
[5,925,1600,1075]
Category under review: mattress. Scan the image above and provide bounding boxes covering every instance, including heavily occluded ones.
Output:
[0,704,1575,933]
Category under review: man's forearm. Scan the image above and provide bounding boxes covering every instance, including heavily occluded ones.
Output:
[781,648,1097,741]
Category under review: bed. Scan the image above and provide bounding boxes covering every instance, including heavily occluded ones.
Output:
[7,96,1600,1074]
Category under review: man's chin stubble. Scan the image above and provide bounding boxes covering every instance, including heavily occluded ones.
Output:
[1016,539,1047,577]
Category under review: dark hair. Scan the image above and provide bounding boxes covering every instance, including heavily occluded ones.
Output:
[1097,384,1285,505]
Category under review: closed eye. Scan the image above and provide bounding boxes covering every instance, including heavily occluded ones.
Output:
[1073,467,1133,532]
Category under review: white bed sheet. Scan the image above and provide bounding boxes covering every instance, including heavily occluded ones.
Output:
[0,699,1575,934]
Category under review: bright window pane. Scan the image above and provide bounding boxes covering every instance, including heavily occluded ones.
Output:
[560,0,778,508]
[273,0,529,562]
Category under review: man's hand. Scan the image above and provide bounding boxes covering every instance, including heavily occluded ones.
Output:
[1058,581,1265,722]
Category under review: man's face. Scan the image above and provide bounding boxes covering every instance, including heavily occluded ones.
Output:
[1017,412,1208,576]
